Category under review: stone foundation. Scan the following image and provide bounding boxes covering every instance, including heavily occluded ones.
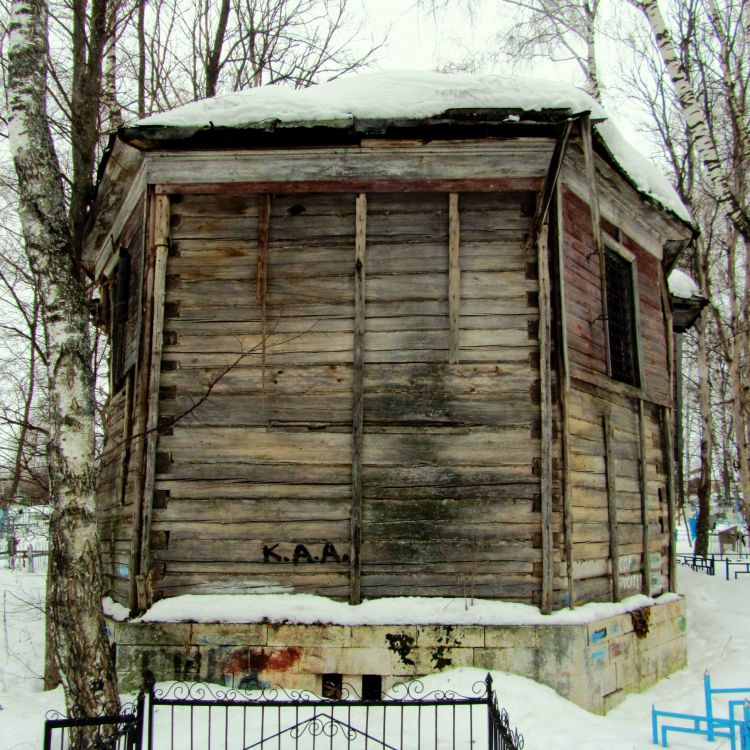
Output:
[109,597,686,714]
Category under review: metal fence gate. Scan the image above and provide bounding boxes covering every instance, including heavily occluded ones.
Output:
[147,674,523,750]
[43,674,523,750]
[43,693,144,750]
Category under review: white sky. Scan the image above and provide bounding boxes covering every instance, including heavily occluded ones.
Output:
[357,0,654,154]
[360,1,576,77]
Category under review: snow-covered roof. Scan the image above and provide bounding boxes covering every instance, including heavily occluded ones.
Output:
[669,269,708,332]
[129,70,691,225]
[668,269,702,299]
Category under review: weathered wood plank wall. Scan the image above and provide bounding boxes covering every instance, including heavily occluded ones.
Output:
[559,178,671,604]
[94,137,684,611]
[155,193,356,598]
[360,192,548,602]
[141,189,550,603]
[98,198,146,603]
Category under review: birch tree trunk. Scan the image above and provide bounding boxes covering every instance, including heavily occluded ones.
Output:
[629,0,750,243]
[8,0,119,723]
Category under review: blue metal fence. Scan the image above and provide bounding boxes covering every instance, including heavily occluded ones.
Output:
[651,672,750,749]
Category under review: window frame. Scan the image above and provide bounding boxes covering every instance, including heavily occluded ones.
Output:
[603,236,644,390]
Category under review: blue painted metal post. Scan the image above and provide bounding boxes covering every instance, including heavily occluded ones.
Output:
[652,706,659,745]
[705,672,715,741]
[741,700,750,750]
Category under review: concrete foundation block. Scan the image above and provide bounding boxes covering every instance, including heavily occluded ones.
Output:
[536,625,587,672]
[350,625,417,648]
[267,624,350,648]
[587,616,625,645]
[603,689,625,713]
[485,627,538,649]
[257,671,319,693]
[294,646,341,674]
[115,621,192,646]
[472,647,537,678]
[106,595,687,716]
[191,623,267,647]
[340,647,400,675]
[608,634,633,663]
[615,653,640,691]
[389,646,473,676]
[343,675,363,696]
[416,625,485,648]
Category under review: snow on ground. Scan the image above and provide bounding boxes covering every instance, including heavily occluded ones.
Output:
[0,566,64,750]
[2,562,749,749]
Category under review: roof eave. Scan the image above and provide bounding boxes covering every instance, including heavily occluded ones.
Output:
[117,107,593,150]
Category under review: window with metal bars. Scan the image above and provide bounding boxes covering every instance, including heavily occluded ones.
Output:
[605,248,640,387]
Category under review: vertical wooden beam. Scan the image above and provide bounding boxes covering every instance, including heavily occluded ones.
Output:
[128,194,156,613]
[580,114,612,377]
[137,193,170,610]
[256,194,270,303]
[538,222,554,614]
[116,371,134,507]
[350,193,367,604]
[528,122,575,613]
[638,398,652,596]
[553,187,575,608]
[674,333,687,529]
[448,193,461,364]
[257,194,271,391]
[603,411,621,602]
[663,405,678,592]
[659,273,678,592]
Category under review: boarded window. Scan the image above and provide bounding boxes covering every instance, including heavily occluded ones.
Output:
[605,248,640,387]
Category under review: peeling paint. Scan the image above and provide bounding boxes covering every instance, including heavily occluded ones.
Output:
[591,628,607,644]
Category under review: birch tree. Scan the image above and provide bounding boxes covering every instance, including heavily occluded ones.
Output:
[622,0,750,534]
[497,0,604,100]
[2,0,383,723]
[627,0,750,244]
[7,0,119,724]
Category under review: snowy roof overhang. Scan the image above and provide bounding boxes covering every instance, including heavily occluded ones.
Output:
[668,269,708,333]
[114,71,694,232]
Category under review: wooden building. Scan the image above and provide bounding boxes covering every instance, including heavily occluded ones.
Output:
[86,72,696,617]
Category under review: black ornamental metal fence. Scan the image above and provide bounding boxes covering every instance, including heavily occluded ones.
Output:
[43,693,145,750]
[42,674,523,750]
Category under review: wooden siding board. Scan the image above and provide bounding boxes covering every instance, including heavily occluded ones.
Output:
[97,180,677,604]
[146,142,557,186]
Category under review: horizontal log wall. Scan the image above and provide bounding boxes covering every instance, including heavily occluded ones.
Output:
[156,193,355,598]
[360,192,547,601]
[566,386,668,603]
[98,200,145,603]
[147,189,548,603]
[94,139,683,610]
[559,178,671,605]
[144,141,555,188]
[560,187,669,407]
[98,386,135,602]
